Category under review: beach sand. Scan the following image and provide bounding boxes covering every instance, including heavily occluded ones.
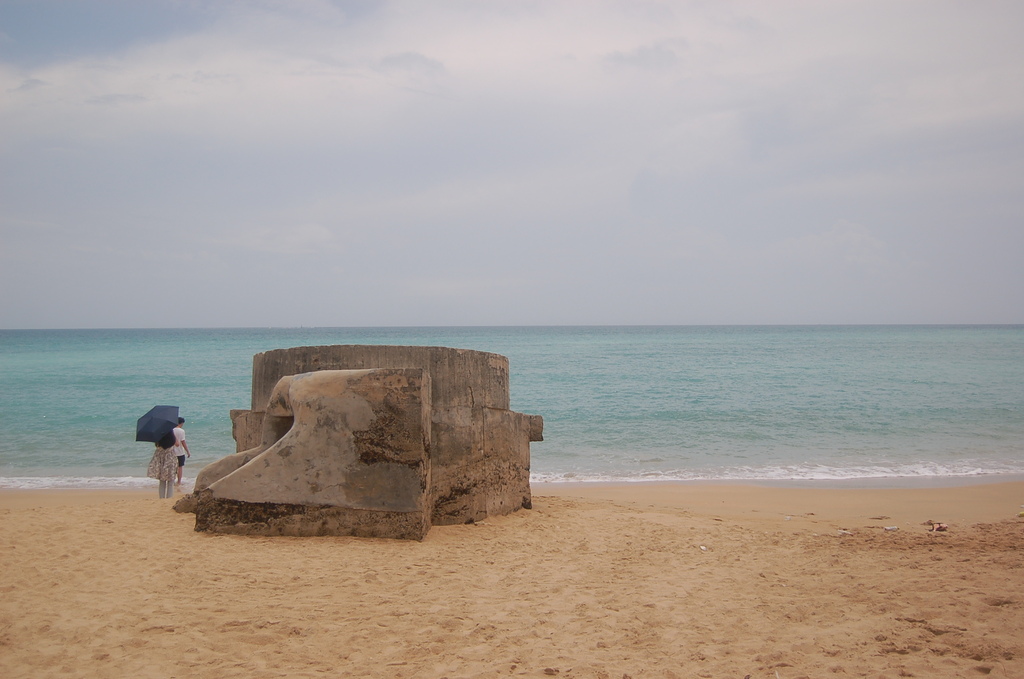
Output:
[2,481,1022,678]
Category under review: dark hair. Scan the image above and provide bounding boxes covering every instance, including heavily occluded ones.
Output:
[178,417,185,424]
[158,431,177,449]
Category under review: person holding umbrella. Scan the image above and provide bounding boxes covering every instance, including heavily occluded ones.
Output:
[137,405,180,499]
[147,430,178,498]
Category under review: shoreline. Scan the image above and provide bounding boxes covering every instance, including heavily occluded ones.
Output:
[2,469,1022,491]
[539,470,1024,489]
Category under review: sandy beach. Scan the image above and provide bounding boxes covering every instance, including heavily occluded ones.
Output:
[2,481,1023,679]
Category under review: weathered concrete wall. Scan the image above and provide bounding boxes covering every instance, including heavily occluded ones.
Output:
[194,368,433,540]
[192,493,430,539]
[228,345,542,528]
[432,406,536,523]
[229,409,263,452]
[251,345,510,415]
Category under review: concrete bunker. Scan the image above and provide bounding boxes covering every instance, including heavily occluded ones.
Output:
[187,345,543,540]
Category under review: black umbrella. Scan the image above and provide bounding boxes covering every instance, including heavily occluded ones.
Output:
[136,405,179,443]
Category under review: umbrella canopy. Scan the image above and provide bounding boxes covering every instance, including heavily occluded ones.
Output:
[136,405,179,443]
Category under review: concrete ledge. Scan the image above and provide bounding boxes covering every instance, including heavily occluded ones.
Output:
[192,491,431,540]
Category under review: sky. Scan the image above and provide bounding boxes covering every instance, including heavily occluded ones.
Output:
[1,0,1022,328]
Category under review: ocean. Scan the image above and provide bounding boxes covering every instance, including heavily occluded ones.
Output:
[1,326,1022,490]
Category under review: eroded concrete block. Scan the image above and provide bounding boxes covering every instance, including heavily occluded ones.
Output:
[194,368,432,539]
[231,345,542,527]
[192,345,543,540]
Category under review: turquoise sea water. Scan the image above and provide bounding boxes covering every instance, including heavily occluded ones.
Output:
[1,326,1022,489]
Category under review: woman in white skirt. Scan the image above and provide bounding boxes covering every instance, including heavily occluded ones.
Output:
[147,430,178,498]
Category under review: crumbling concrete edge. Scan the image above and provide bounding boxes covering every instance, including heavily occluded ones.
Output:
[191,489,431,541]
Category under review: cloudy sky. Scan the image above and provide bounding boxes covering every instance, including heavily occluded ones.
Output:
[1,0,1022,328]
